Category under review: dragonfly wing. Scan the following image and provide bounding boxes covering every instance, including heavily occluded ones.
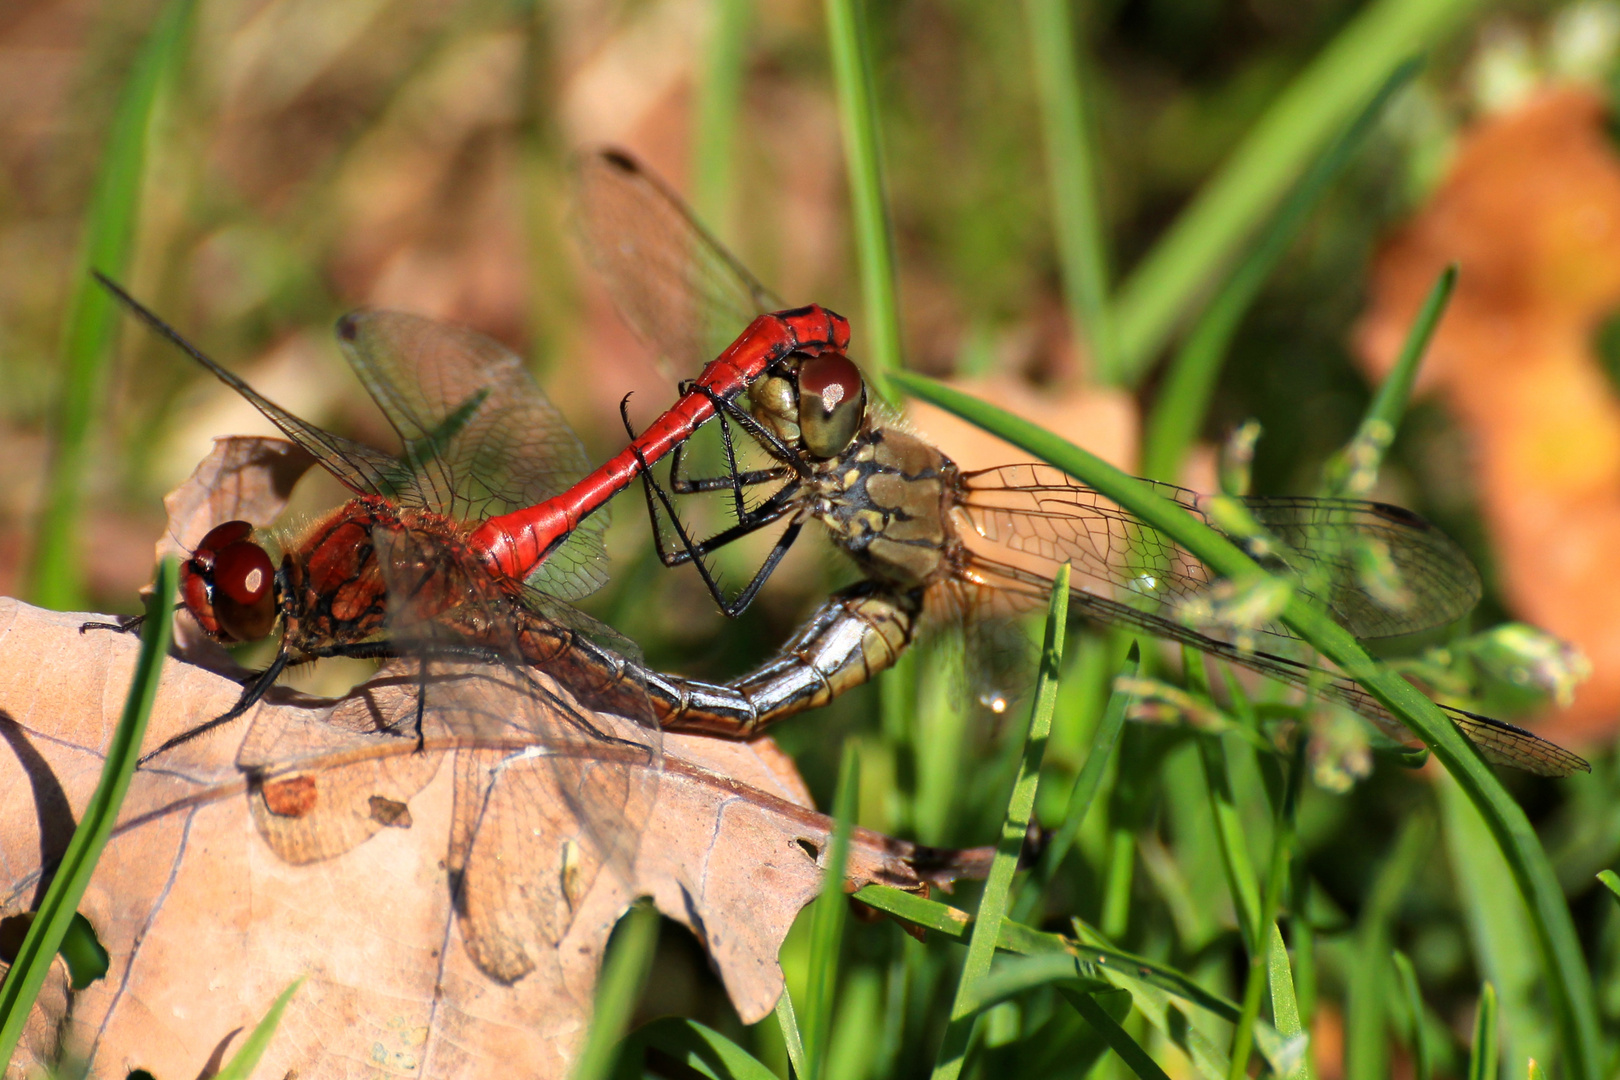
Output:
[965,549,1586,777]
[370,522,660,979]
[957,464,1481,641]
[336,309,611,601]
[575,148,782,376]
[95,273,402,497]
[1234,495,1482,638]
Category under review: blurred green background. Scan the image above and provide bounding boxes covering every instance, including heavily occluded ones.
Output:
[6,0,1620,1076]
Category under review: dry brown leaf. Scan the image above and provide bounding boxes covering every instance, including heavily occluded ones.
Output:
[0,599,978,1078]
[1355,87,1620,742]
[2,439,986,1077]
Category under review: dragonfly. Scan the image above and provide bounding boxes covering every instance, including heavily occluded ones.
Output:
[96,287,996,979]
[582,154,1589,778]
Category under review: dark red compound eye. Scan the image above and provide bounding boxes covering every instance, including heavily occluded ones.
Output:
[182,520,278,643]
[212,540,274,606]
[797,352,866,459]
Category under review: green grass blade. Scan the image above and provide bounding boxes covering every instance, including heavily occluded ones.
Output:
[1139,59,1419,479]
[1230,738,1306,1080]
[27,0,194,610]
[692,0,751,234]
[1321,264,1457,497]
[1597,869,1620,905]
[854,884,1253,1032]
[1023,0,1114,383]
[1199,736,1261,956]
[621,1017,779,1080]
[1100,827,1135,939]
[931,565,1070,1080]
[774,987,809,1080]
[1267,923,1313,1080]
[804,741,859,1080]
[573,901,661,1080]
[213,977,304,1080]
[0,557,176,1060]
[1058,986,1172,1080]
[1110,0,1479,379]
[1392,950,1431,1080]
[825,0,900,402]
[1469,982,1498,1080]
[1345,818,1428,1080]
[890,369,1603,1080]
[824,967,882,1080]
[1438,771,1551,1073]
[1011,643,1140,923]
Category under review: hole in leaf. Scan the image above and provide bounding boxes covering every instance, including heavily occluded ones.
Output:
[0,911,110,989]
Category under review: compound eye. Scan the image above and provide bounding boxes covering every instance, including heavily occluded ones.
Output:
[185,521,278,643]
[797,353,866,459]
[213,540,274,607]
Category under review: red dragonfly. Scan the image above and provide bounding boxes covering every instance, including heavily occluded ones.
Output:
[95,293,941,978]
[579,156,1589,777]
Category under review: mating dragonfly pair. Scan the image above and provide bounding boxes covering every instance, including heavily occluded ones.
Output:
[102,148,1586,977]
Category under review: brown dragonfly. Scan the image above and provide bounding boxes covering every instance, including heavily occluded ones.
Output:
[585,151,1588,778]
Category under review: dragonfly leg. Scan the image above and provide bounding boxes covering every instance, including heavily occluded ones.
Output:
[620,397,806,616]
[137,649,294,765]
[79,614,147,635]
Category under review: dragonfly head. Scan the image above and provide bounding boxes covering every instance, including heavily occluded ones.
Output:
[181,520,281,643]
[751,351,867,460]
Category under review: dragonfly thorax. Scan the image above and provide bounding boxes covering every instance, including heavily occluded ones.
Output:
[811,428,961,590]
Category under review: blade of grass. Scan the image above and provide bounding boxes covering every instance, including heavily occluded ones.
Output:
[891,370,1603,1080]
[825,0,900,402]
[1229,738,1306,1080]
[1597,869,1620,905]
[692,0,751,235]
[0,557,176,1060]
[1197,733,1261,956]
[28,0,194,610]
[824,967,882,1080]
[573,900,661,1080]
[1023,0,1114,383]
[1267,923,1313,1080]
[1345,817,1429,1080]
[855,880,1277,1069]
[1110,0,1479,379]
[621,1017,779,1080]
[774,987,809,1080]
[1392,950,1431,1080]
[1468,982,1498,1080]
[931,565,1070,1080]
[1011,643,1140,923]
[1321,264,1458,497]
[1438,770,1552,1073]
[213,977,304,1080]
[804,741,859,1080]
[1058,986,1172,1080]
[1139,60,1419,480]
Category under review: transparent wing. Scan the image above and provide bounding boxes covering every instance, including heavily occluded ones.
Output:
[335,309,610,602]
[575,147,781,375]
[95,272,403,497]
[370,521,661,979]
[961,554,1586,777]
[958,464,1482,641]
